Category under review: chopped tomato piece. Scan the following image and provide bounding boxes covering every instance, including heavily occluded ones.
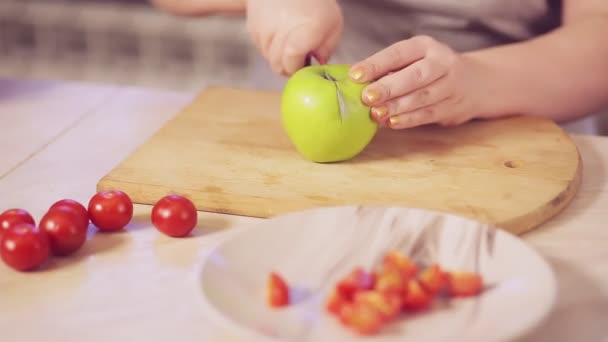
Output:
[402,279,433,311]
[446,271,483,297]
[267,272,289,308]
[338,303,355,326]
[325,290,347,315]
[348,302,384,335]
[382,250,418,278]
[419,264,447,295]
[336,267,375,300]
[354,290,402,322]
[320,251,487,335]
[375,268,406,294]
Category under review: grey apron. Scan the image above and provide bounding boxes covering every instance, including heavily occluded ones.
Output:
[249,0,561,90]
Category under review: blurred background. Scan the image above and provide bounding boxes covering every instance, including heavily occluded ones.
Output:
[0,0,254,92]
[1,0,605,134]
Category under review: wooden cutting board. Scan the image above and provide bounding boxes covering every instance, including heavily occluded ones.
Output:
[97,87,582,235]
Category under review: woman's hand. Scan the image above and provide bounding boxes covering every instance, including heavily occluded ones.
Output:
[246,0,343,76]
[349,35,492,129]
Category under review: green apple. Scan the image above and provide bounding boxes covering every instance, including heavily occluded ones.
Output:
[280,64,378,163]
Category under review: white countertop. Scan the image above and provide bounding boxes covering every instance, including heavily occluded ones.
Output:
[0,78,607,342]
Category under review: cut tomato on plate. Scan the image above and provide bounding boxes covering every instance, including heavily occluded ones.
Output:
[348,302,384,335]
[382,250,418,278]
[325,290,348,315]
[402,279,433,311]
[295,250,485,336]
[267,272,289,308]
[336,267,375,300]
[419,264,447,295]
[338,303,355,326]
[354,290,402,322]
[446,271,484,297]
[375,268,406,294]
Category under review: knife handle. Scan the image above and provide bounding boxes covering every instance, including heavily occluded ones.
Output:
[304,53,313,67]
[304,52,324,67]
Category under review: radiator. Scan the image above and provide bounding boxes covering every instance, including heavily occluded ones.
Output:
[0,0,256,91]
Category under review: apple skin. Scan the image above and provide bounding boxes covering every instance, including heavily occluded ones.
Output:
[280,64,378,163]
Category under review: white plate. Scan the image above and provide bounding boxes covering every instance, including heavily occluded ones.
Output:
[194,206,556,342]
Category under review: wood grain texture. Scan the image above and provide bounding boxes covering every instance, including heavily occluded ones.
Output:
[97,87,582,235]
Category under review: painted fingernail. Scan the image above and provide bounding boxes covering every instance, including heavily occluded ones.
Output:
[364,89,380,103]
[389,116,399,126]
[350,66,365,81]
[372,106,388,118]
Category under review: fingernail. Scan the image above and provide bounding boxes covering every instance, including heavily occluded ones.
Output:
[389,116,399,126]
[350,66,365,81]
[372,106,388,118]
[364,89,380,103]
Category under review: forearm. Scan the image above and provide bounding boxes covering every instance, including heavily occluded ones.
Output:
[150,0,246,16]
[468,16,608,122]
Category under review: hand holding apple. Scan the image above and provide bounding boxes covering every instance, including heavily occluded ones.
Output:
[281,64,378,163]
[349,35,489,129]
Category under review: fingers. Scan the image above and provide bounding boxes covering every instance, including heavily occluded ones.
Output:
[344,34,465,129]
[385,94,472,130]
[386,99,452,129]
[361,57,448,106]
[349,35,435,83]
[281,24,327,75]
[263,25,312,76]
[370,74,452,122]
[246,23,265,60]
[315,24,342,65]
[268,29,289,75]
[247,28,273,68]
[250,14,342,76]
[261,31,274,61]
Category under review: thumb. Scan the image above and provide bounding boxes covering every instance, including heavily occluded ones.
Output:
[282,25,326,74]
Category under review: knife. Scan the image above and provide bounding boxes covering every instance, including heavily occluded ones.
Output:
[304,52,322,67]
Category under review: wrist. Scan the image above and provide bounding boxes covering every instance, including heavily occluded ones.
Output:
[463,52,527,120]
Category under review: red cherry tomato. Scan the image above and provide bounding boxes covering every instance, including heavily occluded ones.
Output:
[88,190,133,232]
[0,208,36,235]
[40,206,88,256]
[151,194,197,237]
[0,223,50,271]
[49,199,89,229]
